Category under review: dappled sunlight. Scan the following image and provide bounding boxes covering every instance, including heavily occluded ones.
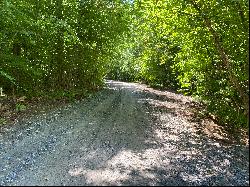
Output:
[66,106,248,185]
[154,129,180,142]
[0,0,248,183]
[134,84,193,104]
[66,131,248,186]
[69,167,130,185]
[67,81,249,185]
[132,82,245,146]
[67,147,171,185]
[105,80,139,90]
[1,80,248,186]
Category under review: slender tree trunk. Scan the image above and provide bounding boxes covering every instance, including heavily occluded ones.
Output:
[55,0,65,90]
[189,0,249,120]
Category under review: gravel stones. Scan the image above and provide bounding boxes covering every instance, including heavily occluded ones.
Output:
[0,80,249,186]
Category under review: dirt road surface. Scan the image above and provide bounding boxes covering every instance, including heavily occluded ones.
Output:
[0,80,249,186]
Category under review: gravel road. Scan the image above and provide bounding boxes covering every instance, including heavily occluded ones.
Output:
[0,80,249,186]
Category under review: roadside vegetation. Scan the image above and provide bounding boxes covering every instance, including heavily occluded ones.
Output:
[0,0,249,129]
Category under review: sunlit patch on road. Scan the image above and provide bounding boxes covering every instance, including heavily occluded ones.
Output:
[0,81,249,186]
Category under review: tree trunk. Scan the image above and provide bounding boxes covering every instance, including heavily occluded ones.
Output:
[189,0,249,120]
[55,0,65,90]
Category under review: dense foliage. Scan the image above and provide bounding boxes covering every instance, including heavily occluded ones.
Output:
[1,0,249,127]
[0,0,129,96]
[107,0,249,127]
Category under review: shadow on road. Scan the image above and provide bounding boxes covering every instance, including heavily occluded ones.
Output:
[65,81,249,186]
[0,81,248,186]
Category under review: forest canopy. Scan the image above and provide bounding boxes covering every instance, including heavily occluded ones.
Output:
[0,0,249,127]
